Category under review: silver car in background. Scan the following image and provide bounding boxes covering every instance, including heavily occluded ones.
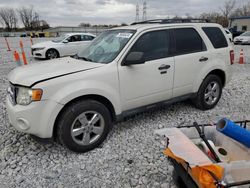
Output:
[234,31,250,45]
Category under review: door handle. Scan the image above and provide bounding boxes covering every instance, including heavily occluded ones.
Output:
[199,57,208,62]
[158,64,171,70]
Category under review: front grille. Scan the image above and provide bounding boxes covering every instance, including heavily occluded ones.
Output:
[7,84,16,105]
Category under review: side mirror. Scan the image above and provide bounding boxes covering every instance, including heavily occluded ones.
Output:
[62,39,69,43]
[123,52,145,66]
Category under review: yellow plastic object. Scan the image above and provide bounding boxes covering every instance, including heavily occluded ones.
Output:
[164,148,224,188]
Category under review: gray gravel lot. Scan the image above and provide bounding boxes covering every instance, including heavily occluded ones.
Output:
[0,37,250,188]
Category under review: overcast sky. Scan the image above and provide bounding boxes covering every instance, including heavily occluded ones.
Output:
[0,0,249,26]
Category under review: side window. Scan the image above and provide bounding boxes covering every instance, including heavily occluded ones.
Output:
[81,35,94,41]
[129,30,170,62]
[67,35,81,42]
[202,27,228,49]
[242,26,247,31]
[173,28,206,55]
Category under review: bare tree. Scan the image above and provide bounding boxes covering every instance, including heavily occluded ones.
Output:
[31,12,40,30]
[220,0,236,18]
[18,6,40,30]
[37,20,50,31]
[121,22,128,26]
[219,0,236,26]
[0,8,18,31]
[200,12,225,25]
[79,22,91,27]
[231,3,250,17]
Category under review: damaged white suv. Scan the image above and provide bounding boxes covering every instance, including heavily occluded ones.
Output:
[7,19,234,152]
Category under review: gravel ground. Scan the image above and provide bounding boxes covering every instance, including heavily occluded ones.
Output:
[0,38,250,188]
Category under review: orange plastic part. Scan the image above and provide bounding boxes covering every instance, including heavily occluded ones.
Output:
[13,50,20,61]
[164,148,224,188]
[239,49,244,64]
[32,89,43,101]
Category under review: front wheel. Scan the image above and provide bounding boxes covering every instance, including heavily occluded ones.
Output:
[46,49,59,59]
[193,75,222,111]
[57,100,112,153]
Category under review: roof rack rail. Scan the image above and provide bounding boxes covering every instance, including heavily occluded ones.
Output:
[131,18,210,25]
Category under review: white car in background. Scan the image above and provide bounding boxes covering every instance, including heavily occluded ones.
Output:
[234,31,250,45]
[225,28,233,42]
[31,33,96,59]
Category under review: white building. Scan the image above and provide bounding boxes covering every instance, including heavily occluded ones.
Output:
[230,16,250,32]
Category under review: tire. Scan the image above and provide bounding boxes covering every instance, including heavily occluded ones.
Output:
[193,74,222,111]
[46,49,59,59]
[57,100,112,153]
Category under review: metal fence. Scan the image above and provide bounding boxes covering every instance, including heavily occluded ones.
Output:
[0,27,109,37]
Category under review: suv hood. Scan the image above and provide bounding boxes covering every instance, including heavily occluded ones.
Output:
[8,57,103,87]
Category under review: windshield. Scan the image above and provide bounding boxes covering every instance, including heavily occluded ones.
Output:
[241,32,250,37]
[52,34,69,42]
[77,29,136,64]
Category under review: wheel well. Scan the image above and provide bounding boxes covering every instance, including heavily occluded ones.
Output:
[46,48,60,57]
[53,95,116,139]
[207,69,226,87]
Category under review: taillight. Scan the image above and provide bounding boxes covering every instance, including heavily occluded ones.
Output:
[230,50,234,65]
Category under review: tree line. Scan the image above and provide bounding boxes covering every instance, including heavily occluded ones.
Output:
[0,6,50,32]
[198,0,250,27]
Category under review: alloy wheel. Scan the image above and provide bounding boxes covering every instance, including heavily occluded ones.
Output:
[70,111,105,146]
[204,81,220,105]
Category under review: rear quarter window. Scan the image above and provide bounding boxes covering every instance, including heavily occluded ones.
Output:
[202,27,228,49]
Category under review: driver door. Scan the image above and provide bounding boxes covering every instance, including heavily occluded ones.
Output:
[118,29,174,111]
[62,35,82,56]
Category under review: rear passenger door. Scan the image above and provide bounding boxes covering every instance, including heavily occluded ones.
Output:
[172,27,210,97]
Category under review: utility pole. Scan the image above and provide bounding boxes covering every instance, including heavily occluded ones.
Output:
[135,2,140,22]
[142,1,147,21]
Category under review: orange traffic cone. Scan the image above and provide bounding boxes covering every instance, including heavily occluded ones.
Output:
[19,41,28,65]
[13,50,22,66]
[239,49,244,64]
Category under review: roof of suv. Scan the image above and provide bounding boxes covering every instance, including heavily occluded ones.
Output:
[113,22,222,32]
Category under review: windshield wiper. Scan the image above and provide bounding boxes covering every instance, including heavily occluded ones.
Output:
[79,56,93,62]
[71,54,93,62]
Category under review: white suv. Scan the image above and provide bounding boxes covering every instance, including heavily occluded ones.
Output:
[7,19,234,152]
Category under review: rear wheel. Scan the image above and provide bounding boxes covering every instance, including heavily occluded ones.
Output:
[46,49,59,59]
[57,100,112,153]
[193,75,222,110]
